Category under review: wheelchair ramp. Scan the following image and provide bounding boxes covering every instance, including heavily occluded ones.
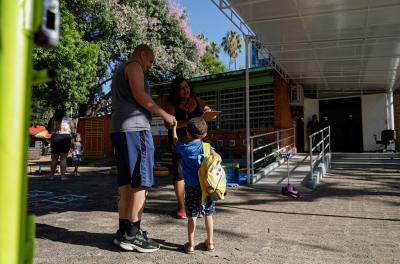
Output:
[331,153,400,169]
[253,153,314,192]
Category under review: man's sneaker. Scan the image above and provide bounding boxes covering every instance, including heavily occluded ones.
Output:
[113,229,124,246]
[119,229,160,253]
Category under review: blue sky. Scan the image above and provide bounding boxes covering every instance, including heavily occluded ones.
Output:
[177,0,246,70]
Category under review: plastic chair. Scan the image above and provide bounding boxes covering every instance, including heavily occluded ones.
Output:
[373,130,396,152]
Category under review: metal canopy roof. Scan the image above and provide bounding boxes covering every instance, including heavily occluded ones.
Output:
[216,0,400,98]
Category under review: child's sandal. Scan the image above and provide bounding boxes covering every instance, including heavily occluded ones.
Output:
[183,242,194,254]
[204,240,215,252]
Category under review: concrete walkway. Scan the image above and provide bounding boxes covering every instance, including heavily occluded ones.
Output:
[30,165,400,264]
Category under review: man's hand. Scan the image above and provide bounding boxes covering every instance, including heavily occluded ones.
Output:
[163,113,177,128]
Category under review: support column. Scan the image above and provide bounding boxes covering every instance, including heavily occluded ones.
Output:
[386,88,395,130]
[245,35,251,184]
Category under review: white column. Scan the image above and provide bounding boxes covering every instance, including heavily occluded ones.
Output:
[245,36,251,184]
[386,88,395,130]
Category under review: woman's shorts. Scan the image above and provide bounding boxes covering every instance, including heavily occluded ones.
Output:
[50,134,72,154]
[185,185,216,217]
[171,152,184,182]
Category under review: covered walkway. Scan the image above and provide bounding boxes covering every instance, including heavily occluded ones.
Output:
[212,0,400,183]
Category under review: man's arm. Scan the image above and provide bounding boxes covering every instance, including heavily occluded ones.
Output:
[164,103,189,129]
[125,63,176,126]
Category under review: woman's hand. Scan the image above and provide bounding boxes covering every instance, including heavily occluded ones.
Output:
[203,105,211,112]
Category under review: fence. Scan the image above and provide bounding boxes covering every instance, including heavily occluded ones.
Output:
[249,127,295,183]
[309,126,331,180]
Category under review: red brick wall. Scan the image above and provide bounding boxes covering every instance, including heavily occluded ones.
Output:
[394,90,400,149]
[274,78,292,129]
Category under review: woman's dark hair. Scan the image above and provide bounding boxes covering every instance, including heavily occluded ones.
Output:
[168,76,192,106]
[48,107,66,133]
[53,108,66,122]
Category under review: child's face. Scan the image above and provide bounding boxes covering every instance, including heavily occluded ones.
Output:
[76,136,81,141]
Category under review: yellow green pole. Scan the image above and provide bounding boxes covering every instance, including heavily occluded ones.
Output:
[0,0,38,263]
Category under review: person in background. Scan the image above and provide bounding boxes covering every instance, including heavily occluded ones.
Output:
[307,114,320,152]
[71,133,83,176]
[166,76,211,219]
[47,108,74,180]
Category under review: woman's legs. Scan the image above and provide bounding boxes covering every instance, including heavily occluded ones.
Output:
[174,179,185,211]
[60,153,68,179]
[172,154,186,217]
[50,153,59,179]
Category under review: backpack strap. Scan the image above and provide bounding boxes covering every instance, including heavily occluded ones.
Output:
[202,142,211,156]
[198,142,211,165]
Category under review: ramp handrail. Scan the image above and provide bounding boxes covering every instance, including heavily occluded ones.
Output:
[309,126,331,180]
[249,127,295,183]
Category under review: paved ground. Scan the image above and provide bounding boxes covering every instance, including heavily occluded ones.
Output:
[30,164,400,264]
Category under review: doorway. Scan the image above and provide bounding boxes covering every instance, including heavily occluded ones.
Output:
[319,97,363,152]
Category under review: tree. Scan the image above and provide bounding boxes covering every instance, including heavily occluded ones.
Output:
[201,52,225,74]
[32,0,226,120]
[32,8,100,124]
[206,42,220,58]
[221,31,242,70]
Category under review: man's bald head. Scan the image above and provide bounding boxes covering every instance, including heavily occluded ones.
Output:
[133,44,154,57]
[131,44,155,72]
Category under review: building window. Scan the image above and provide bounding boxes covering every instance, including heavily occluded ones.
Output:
[197,84,274,130]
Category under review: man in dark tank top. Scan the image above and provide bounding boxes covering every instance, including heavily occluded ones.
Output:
[110,44,176,253]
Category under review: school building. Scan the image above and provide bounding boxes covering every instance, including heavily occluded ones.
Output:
[78,66,400,160]
[78,66,294,160]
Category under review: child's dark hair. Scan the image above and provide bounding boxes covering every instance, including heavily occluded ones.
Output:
[187,117,207,139]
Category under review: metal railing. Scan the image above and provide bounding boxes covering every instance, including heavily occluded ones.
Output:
[249,127,295,183]
[309,126,331,180]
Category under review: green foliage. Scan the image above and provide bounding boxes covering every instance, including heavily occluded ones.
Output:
[65,0,207,81]
[32,8,100,124]
[201,52,226,74]
[206,42,220,58]
[31,0,229,121]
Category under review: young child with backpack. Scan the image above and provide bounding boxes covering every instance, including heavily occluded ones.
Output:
[172,117,222,254]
